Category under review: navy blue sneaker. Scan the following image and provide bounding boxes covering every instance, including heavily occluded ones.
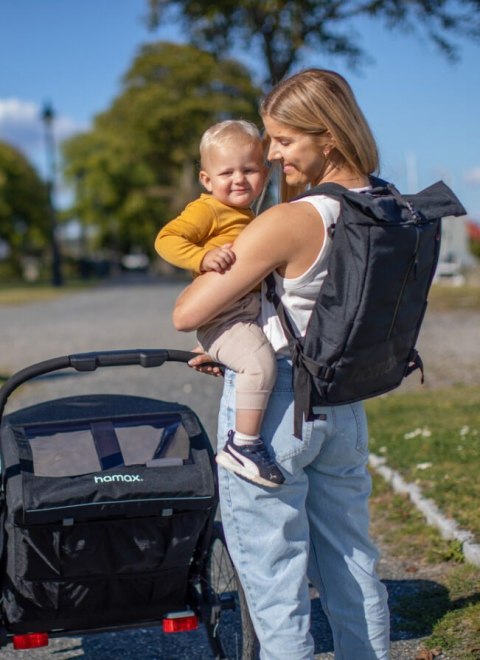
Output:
[216,430,285,488]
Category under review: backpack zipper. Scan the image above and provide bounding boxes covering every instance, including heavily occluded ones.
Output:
[387,225,421,339]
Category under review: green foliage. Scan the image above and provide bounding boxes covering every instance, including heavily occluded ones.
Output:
[62,42,262,256]
[370,476,480,658]
[371,482,465,566]
[428,603,480,659]
[425,563,480,658]
[146,1,480,84]
[0,142,51,274]
[469,236,480,260]
[366,386,480,541]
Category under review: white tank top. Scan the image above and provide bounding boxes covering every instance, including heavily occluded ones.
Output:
[261,189,369,355]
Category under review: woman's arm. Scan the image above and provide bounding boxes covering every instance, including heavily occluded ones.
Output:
[173,204,292,331]
[173,200,325,331]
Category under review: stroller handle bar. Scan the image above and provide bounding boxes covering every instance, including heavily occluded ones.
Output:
[0,349,216,419]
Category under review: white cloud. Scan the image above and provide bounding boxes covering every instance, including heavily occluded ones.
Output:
[0,98,88,169]
[465,167,480,186]
[0,98,38,122]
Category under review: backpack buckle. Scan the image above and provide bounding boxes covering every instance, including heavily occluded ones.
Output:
[405,349,424,383]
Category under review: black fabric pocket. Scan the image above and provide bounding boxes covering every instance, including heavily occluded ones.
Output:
[3,509,209,630]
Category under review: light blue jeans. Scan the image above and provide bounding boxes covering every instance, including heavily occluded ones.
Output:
[218,359,390,660]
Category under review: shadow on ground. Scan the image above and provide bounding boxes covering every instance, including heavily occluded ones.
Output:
[75,578,454,658]
[311,578,452,654]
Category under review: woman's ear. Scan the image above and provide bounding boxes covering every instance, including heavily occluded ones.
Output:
[321,131,336,158]
[199,170,213,192]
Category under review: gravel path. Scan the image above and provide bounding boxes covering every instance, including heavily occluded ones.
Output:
[0,277,224,443]
[1,277,478,659]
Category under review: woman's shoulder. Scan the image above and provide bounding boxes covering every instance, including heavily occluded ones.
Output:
[257,200,319,222]
[257,201,289,218]
[291,195,339,227]
[245,200,325,260]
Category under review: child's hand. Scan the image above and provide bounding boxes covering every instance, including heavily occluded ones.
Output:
[188,346,224,377]
[200,244,236,273]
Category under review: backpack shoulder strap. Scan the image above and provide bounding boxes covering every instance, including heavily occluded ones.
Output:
[264,274,298,348]
[292,175,391,203]
[265,273,335,439]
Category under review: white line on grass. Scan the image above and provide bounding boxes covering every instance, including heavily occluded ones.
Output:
[369,453,480,568]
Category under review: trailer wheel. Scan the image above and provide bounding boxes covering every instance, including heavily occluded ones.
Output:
[203,521,258,660]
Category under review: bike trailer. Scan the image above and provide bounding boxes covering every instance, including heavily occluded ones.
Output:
[0,350,218,643]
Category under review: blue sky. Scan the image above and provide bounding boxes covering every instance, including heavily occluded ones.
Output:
[1,0,479,219]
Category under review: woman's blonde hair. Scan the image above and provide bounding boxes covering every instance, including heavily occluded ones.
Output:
[199,120,262,169]
[260,68,379,179]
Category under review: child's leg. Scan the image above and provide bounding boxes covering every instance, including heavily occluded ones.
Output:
[235,410,264,440]
[196,293,276,440]
[198,316,284,487]
[199,320,277,437]
[234,337,276,440]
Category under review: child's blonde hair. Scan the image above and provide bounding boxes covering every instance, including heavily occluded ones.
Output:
[199,120,262,168]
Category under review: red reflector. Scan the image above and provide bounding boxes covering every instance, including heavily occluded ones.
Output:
[162,613,199,633]
[13,632,49,649]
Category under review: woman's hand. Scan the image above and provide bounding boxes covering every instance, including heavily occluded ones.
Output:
[188,346,224,377]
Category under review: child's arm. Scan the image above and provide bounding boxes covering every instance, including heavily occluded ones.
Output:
[155,199,219,274]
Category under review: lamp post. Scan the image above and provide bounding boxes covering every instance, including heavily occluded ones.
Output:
[41,101,63,286]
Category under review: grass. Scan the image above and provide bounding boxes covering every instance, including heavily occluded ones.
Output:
[370,475,480,659]
[429,282,480,312]
[0,279,99,306]
[368,383,480,657]
[366,386,480,542]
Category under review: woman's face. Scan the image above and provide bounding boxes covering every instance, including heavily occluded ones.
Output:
[263,115,328,187]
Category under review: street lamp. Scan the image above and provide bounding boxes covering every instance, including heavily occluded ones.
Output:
[41,101,63,286]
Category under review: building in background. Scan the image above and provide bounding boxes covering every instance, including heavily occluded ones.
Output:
[435,214,477,285]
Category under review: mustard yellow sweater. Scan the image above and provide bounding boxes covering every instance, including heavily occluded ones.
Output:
[155,194,254,274]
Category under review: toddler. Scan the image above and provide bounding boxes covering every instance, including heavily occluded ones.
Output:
[155,120,284,488]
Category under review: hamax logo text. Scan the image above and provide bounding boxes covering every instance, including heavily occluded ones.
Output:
[94,474,144,483]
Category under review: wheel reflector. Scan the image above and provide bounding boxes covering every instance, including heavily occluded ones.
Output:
[162,611,199,633]
[13,632,49,649]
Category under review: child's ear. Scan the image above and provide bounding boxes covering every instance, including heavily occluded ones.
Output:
[199,170,213,192]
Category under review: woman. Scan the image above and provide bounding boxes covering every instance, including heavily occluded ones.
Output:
[173,69,390,659]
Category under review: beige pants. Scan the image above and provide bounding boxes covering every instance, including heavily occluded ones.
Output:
[197,292,277,411]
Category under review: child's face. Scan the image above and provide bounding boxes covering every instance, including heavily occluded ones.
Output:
[199,140,266,208]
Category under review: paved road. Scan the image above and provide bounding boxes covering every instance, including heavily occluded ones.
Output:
[1,277,477,659]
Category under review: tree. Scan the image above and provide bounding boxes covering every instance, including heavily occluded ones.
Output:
[62,41,262,257]
[146,0,480,84]
[0,141,51,276]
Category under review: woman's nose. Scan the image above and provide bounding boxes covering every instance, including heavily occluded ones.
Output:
[267,144,280,161]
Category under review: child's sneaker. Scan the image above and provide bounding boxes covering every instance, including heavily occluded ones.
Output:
[216,430,285,488]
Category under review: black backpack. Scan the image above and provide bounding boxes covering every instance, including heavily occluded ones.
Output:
[265,176,466,438]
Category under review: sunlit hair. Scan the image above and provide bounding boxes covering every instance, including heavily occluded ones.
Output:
[260,68,379,197]
[199,120,263,169]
